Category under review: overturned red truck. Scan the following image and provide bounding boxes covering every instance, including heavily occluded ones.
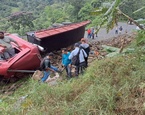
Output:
[0,34,41,78]
[0,21,90,78]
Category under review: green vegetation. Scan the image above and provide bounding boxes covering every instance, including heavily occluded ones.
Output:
[1,1,145,114]
[0,0,145,35]
[92,0,145,33]
[1,32,145,114]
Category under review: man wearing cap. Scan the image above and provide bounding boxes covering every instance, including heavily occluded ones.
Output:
[69,43,87,76]
[0,31,20,59]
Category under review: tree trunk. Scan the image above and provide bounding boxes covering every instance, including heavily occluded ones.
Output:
[118,8,144,30]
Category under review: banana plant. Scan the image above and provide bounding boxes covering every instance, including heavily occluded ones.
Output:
[92,0,144,34]
[133,6,145,14]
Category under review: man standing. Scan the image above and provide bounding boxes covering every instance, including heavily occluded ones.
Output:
[41,53,60,82]
[119,26,123,34]
[0,31,20,59]
[91,28,95,39]
[115,26,118,34]
[87,28,91,38]
[69,43,87,76]
[80,38,90,67]
[62,48,71,79]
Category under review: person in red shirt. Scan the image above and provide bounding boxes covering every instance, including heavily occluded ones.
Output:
[87,28,91,38]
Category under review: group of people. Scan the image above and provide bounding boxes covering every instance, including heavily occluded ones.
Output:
[0,31,90,82]
[0,31,20,60]
[87,28,96,39]
[115,26,123,34]
[40,38,90,82]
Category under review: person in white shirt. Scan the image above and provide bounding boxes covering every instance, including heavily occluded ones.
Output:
[69,43,87,76]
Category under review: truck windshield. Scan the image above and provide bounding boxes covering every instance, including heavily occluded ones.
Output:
[0,47,20,60]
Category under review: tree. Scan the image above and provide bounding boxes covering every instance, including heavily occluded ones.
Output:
[44,5,66,24]
[8,11,34,35]
[91,0,106,8]
[119,0,145,19]
[78,3,94,21]
[68,0,86,21]
[93,0,144,33]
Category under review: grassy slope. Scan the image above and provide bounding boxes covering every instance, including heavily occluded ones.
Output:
[2,47,145,115]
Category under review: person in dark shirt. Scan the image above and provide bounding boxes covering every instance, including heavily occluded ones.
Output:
[79,38,90,67]
[41,53,59,82]
[91,28,94,39]
[119,26,123,34]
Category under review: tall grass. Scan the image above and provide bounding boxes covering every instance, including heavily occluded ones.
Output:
[2,49,145,115]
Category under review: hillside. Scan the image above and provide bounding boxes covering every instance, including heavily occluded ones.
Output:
[0,0,55,17]
[1,32,145,114]
[0,0,145,35]
[0,0,145,114]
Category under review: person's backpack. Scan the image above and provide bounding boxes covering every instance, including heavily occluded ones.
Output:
[84,46,90,56]
[71,49,81,66]
[80,46,90,56]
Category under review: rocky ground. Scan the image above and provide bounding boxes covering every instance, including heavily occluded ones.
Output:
[53,32,136,65]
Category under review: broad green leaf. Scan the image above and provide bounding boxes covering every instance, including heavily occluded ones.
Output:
[133,6,145,14]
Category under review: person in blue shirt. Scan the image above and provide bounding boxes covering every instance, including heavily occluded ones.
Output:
[62,48,71,79]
